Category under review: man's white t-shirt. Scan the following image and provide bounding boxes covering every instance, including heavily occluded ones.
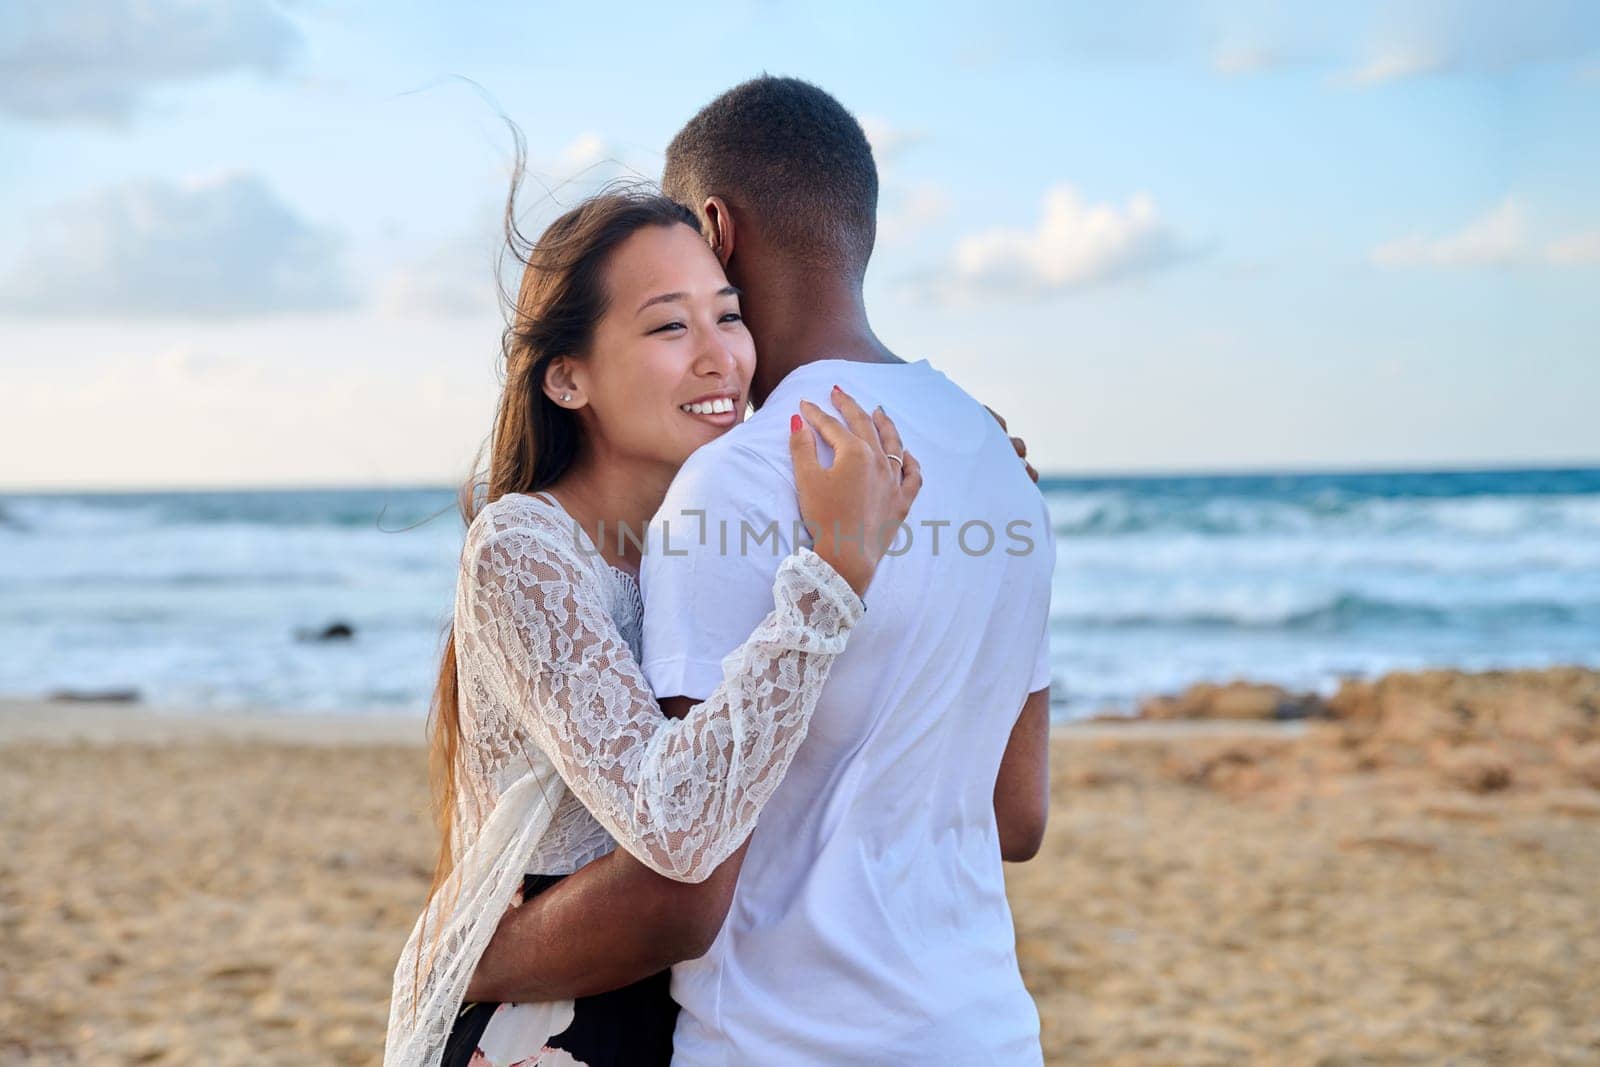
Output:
[639,357,1055,1066]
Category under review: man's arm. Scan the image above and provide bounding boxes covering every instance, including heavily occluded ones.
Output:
[993,687,1050,862]
[466,696,747,1004]
[997,486,1055,864]
[467,840,746,1003]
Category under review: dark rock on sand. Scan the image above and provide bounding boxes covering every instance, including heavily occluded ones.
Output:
[48,688,141,703]
[1135,681,1331,722]
[297,621,356,642]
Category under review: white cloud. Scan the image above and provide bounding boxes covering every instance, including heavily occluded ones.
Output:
[374,244,499,319]
[879,183,953,245]
[1338,47,1443,87]
[859,116,944,245]
[932,184,1193,299]
[0,173,355,317]
[1331,2,1597,87]
[541,132,654,190]
[860,116,927,172]
[375,237,502,319]
[1374,198,1600,269]
[1544,231,1600,265]
[483,132,661,272]
[374,131,657,321]
[556,132,625,176]
[149,345,233,383]
[2,323,497,489]
[945,4,1598,85]
[1211,44,1285,76]
[0,0,302,124]
[1372,197,1527,268]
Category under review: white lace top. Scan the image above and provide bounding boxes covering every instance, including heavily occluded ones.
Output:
[385,490,865,1067]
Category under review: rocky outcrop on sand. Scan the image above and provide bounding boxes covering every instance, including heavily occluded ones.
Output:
[296,621,356,642]
[47,688,141,703]
[1133,681,1329,721]
[1318,667,1600,793]
[1119,668,1600,795]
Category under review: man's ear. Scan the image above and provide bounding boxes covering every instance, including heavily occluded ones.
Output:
[542,356,586,409]
[703,196,735,267]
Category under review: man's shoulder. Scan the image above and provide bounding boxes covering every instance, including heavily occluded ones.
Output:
[649,415,800,547]
[654,416,796,528]
[717,402,798,469]
[641,414,801,628]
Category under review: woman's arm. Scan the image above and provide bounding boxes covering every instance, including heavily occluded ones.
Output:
[464,508,864,883]
[994,687,1051,861]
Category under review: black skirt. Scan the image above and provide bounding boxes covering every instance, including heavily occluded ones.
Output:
[439,874,678,1067]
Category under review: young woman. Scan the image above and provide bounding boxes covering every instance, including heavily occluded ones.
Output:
[383,189,923,1067]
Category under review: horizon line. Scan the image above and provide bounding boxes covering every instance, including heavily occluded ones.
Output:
[5,457,1600,497]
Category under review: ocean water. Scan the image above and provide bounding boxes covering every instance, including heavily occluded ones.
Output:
[2,467,1598,720]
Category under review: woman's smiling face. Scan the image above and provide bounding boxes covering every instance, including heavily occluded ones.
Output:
[559,221,755,468]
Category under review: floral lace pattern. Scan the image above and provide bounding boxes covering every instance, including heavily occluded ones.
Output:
[385,492,865,1067]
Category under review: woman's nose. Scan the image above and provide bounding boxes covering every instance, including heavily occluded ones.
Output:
[693,329,738,375]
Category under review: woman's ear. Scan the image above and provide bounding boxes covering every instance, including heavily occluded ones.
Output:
[703,196,735,267]
[542,357,586,409]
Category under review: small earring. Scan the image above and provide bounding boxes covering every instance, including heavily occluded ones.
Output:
[561,393,571,402]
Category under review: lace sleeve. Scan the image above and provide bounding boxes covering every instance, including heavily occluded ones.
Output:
[460,512,864,883]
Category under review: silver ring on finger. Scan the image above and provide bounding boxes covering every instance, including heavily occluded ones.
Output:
[885,453,903,469]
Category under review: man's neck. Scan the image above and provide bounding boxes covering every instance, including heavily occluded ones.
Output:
[738,268,903,409]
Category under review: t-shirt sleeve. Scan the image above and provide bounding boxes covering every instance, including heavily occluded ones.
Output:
[641,442,801,702]
[1029,622,1052,693]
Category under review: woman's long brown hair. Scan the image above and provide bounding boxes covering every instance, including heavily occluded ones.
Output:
[413,154,699,998]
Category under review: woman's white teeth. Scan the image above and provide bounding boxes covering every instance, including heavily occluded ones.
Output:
[681,398,734,415]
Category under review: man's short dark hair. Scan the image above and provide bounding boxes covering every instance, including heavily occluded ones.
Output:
[663,76,878,276]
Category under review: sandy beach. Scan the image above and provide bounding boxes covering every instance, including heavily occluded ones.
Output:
[3,669,1598,1065]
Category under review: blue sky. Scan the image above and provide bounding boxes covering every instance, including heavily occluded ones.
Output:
[2,0,1597,489]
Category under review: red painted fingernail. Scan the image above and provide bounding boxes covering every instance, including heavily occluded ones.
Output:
[832,384,840,393]
[791,413,802,433]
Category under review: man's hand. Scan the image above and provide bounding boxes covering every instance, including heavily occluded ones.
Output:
[984,404,1039,484]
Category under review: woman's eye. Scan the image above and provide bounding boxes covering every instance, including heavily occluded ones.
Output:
[650,321,686,335]
[720,312,743,324]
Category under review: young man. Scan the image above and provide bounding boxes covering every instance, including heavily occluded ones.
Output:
[468,76,1054,1064]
